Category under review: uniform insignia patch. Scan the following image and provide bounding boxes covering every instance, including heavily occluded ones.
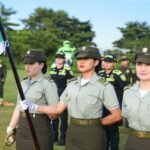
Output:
[98,78,108,85]
[142,47,148,53]
[123,84,131,91]
[44,75,54,82]
[68,77,78,83]
[120,74,126,81]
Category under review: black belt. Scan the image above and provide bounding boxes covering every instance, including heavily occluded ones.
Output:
[70,117,100,125]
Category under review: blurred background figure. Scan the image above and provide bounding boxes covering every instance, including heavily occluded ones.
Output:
[98,54,127,150]
[49,51,74,145]
[120,56,136,85]
[57,40,76,66]
[0,57,7,106]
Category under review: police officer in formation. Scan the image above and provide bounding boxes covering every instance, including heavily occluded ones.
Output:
[120,56,136,85]
[98,54,127,150]
[20,46,121,150]
[6,50,59,150]
[0,57,7,105]
[49,51,74,145]
[122,47,150,150]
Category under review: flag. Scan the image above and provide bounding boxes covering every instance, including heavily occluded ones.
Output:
[0,31,5,54]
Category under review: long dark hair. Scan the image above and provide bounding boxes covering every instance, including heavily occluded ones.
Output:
[39,61,47,74]
[95,60,102,74]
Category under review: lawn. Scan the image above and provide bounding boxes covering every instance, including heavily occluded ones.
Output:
[0,69,128,150]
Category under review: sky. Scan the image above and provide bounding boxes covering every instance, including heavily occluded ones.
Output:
[1,0,150,50]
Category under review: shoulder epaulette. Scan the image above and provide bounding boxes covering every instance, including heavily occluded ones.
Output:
[123,84,132,91]
[99,70,105,73]
[44,75,54,82]
[67,77,78,83]
[64,65,71,70]
[98,77,109,86]
[113,70,122,75]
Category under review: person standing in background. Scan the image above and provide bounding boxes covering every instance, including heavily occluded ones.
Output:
[98,54,127,150]
[49,51,74,145]
[120,56,136,85]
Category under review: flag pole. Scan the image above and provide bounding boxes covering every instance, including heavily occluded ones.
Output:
[0,17,40,150]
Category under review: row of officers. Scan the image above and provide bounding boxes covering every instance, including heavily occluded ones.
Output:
[6,46,150,150]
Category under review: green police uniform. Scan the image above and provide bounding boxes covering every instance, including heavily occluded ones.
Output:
[16,51,59,150]
[120,56,136,85]
[98,54,127,150]
[60,72,119,150]
[122,48,150,150]
[50,52,74,144]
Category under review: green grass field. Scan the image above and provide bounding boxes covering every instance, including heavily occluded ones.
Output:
[0,69,128,150]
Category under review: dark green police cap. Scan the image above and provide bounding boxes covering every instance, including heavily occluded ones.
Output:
[135,47,150,64]
[22,50,47,64]
[120,56,129,61]
[75,46,101,59]
[55,51,65,58]
[103,54,117,62]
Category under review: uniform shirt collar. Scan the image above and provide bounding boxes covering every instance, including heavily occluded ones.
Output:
[75,72,99,86]
[27,73,44,83]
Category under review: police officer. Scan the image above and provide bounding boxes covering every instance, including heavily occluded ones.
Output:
[50,51,74,145]
[0,58,7,105]
[122,47,150,150]
[20,47,122,150]
[98,54,127,150]
[6,50,59,150]
[120,56,136,85]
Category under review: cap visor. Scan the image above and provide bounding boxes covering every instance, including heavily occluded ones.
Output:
[75,53,89,59]
[136,57,150,64]
[22,58,36,64]
[104,58,115,62]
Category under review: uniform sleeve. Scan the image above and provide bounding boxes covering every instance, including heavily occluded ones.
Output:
[45,81,59,105]
[60,86,70,105]
[121,90,129,118]
[103,83,119,110]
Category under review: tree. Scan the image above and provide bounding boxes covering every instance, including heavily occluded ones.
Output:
[21,8,96,55]
[0,2,19,30]
[113,21,150,51]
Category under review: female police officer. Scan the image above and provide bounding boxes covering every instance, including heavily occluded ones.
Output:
[21,47,121,150]
[6,50,59,150]
[50,51,74,145]
[122,47,150,150]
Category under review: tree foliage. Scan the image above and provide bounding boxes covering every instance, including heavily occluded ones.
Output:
[0,2,19,30]
[113,21,150,51]
[21,8,96,55]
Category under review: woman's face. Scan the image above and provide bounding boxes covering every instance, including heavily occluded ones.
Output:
[25,62,44,77]
[77,58,98,73]
[55,57,65,65]
[136,62,150,81]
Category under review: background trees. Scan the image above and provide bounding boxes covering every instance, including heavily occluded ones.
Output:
[21,8,95,56]
[113,21,150,51]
